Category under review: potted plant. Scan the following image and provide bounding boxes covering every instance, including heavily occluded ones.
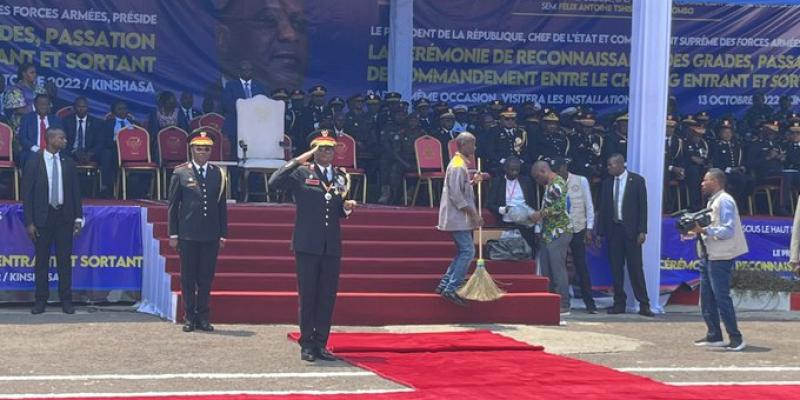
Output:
[730,267,800,311]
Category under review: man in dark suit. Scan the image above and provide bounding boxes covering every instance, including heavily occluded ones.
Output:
[63,97,101,164]
[21,127,82,314]
[486,156,537,252]
[222,60,267,158]
[96,101,137,198]
[18,94,63,167]
[268,129,357,363]
[178,91,200,131]
[222,60,266,199]
[596,153,653,317]
[168,131,228,333]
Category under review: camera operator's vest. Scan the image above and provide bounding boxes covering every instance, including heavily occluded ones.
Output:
[699,191,748,261]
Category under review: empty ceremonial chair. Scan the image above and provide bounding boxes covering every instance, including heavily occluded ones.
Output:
[333,133,367,203]
[117,126,161,200]
[235,96,286,202]
[0,122,19,200]
[56,106,74,119]
[197,113,225,132]
[189,115,203,131]
[405,135,445,207]
[158,126,189,199]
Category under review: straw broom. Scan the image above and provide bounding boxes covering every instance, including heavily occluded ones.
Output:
[457,158,506,302]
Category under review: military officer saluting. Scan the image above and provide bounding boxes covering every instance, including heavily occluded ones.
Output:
[268,129,357,363]
[710,119,752,208]
[168,131,228,333]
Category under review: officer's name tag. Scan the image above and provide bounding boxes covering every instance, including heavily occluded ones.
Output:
[305,178,320,186]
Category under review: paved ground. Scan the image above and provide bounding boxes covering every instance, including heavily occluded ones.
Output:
[0,304,798,397]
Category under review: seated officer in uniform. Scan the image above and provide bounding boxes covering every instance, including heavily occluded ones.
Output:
[268,129,357,362]
[168,132,228,333]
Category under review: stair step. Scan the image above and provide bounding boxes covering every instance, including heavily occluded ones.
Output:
[169,272,549,293]
[159,239,484,258]
[176,291,561,325]
[164,255,535,275]
[152,222,452,242]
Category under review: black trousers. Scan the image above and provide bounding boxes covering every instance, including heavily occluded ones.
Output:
[33,206,74,303]
[179,239,220,322]
[685,165,707,211]
[569,229,595,309]
[608,223,649,310]
[295,251,341,350]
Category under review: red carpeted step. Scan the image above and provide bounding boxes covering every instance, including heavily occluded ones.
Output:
[147,205,447,226]
[159,238,474,258]
[146,204,499,226]
[169,272,549,293]
[176,291,561,325]
[164,255,535,275]
[152,222,452,242]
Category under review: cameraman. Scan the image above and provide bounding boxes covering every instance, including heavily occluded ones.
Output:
[684,169,748,352]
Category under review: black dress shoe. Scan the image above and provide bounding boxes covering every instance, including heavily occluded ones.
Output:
[196,320,214,332]
[31,302,46,315]
[638,308,655,317]
[316,348,338,361]
[61,302,75,314]
[301,348,316,362]
[607,307,625,315]
[182,320,195,332]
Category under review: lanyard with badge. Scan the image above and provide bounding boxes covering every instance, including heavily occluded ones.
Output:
[506,179,518,201]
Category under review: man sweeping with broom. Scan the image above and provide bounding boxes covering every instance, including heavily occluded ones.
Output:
[436,132,485,306]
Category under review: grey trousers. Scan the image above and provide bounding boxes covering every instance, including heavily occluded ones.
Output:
[538,233,573,309]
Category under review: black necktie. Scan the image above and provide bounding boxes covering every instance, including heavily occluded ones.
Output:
[77,119,85,149]
[198,166,205,179]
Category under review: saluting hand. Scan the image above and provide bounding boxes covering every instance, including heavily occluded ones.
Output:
[297,145,319,164]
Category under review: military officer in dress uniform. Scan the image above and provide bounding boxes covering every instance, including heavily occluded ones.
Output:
[287,90,307,155]
[389,113,425,204]
[302,85,328,133]
[487,99,505,121]
[747,120,785,183]
[168,132,228,333]
[378,110,408,204]
[664,115,686,212]
[568,113,604,180]
[328,96,346,116]
[711,119,752,210]
[414,98,433,133]
[683,117,711,211]
[781,122,800,215]
[603,113,628,162]
[436,108,458,145]
[530,112,569,163]
[487,107,528,174]
[268,130,357,362]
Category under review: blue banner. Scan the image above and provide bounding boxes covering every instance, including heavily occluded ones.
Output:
[1,0,388,119]
[0,204,142,293]
[412,1,800,116]
[585,216,795,291]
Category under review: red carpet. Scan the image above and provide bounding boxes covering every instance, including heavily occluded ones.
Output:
[25,331,800,400]
[146,204,561,325]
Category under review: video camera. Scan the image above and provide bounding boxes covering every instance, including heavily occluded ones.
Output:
[674,208,712,235]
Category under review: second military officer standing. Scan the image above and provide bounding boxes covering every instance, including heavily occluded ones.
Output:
[168,132,228,333]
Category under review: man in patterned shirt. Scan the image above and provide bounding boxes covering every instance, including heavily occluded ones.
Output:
[530,160,573,315]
